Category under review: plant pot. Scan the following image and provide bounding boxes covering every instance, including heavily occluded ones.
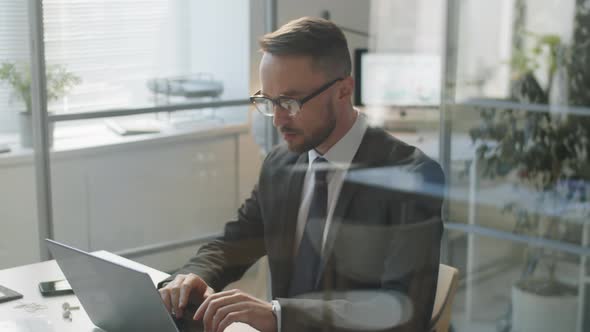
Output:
[18,111,54,148]
[511,279,577,332]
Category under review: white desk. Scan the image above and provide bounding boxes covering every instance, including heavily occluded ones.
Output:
[0,251,255,332]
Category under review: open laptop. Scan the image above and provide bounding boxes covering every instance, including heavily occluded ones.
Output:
[46,239,202,332]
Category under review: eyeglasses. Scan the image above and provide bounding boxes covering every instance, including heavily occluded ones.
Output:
[250,77,343,117]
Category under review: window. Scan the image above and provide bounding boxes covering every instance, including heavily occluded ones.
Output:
[0,0,250,141]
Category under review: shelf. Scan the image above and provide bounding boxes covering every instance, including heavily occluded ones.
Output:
[451,98,590,116]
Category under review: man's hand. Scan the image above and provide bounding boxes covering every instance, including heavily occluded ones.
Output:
[194,289,277,332]
[159,273,214,319]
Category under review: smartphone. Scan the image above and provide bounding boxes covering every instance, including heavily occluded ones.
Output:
[38,279,74,297]
[0,285,23,303]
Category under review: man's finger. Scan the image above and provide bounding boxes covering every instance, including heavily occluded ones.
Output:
[169,274,186,287]
[217,311,249,332]
[170,287,180,317]
[187,274,209,297]
[159,289,172,313]
[179,274,206,312]
[177,283,192,316]
[202,292,246,332]
[194,289,238,320]
[211,302,249,332]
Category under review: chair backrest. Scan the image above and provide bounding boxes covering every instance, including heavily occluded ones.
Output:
[430,264,459,332]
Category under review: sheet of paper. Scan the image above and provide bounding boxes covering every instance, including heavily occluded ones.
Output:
[0,318,54,332]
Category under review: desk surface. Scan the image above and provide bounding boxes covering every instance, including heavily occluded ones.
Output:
[0,251,254,332]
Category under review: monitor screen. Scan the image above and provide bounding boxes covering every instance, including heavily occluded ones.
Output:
[358,52,441,107]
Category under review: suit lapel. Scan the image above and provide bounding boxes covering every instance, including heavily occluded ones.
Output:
[275,152,307,296]
[315,175,361,287]
[315,129,381,287]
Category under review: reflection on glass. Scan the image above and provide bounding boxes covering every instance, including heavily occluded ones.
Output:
[0,1,29,144]
[446,0,590,331]
[0,0,42,270]
[2,1,589,332]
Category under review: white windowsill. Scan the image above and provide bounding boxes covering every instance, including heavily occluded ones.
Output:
[0,118,249,166]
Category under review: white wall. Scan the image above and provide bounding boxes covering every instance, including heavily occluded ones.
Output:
[0,1,29,133]
[249,0,371,92]
[367,0,575,101]
[455,0,515,99]
[0,163,39,269]
[248,0,371,152]
[189,0,250,101]
[278,0,370,50]
[454,0,577,100]
[369,0,444,54]
[526,0,576,43]
[524,0,576,89]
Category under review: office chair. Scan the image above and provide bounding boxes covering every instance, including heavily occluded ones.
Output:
[430,264,460,332]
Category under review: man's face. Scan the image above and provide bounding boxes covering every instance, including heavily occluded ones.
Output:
[259,53,338,153]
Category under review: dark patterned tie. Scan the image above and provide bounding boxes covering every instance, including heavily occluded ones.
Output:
[288,157,329,297]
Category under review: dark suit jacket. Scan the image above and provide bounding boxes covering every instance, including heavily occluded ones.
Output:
[161,126,445,332]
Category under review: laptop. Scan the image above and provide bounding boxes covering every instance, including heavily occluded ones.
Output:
[46,239,202,332]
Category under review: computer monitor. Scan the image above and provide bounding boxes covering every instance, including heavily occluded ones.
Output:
[354,50,441,107]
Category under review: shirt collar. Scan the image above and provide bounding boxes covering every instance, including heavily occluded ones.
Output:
[308,109,368,170]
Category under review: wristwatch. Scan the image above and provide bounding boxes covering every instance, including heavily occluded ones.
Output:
[271,300,282,331]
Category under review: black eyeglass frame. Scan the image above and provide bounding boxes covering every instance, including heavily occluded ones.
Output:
[249,77,344,117]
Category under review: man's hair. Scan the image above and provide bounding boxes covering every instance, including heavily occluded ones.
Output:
[259,16,351,78]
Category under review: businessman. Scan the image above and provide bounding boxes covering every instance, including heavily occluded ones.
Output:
[158,16,444,332]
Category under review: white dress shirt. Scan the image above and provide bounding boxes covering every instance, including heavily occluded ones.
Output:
[273,110,368,331]
[294,110,368,254]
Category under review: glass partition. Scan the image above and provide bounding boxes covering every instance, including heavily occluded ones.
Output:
[0,0,256,272]
[0,0,44,269]
[443,0,590,331]
[45,0,254,272]
[4,1,589,331]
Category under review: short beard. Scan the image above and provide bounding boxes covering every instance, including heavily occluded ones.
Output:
[288,100,337,154]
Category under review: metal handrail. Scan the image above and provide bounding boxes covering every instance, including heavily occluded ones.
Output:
[49,99,251,122]
[445,222,590,257]
[116,232,223,259]
[115,222,590,261]
[452,99,590,116]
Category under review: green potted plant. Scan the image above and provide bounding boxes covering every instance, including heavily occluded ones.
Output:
[0,62,81,147]
[509,32,568,106]
[468,31,588,332]
[469,105,587,331]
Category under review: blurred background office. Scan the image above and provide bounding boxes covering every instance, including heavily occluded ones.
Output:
[0,0,589,331]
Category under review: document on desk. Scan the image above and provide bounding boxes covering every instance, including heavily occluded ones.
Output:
[104,119,161,136]
[0,318,54,332]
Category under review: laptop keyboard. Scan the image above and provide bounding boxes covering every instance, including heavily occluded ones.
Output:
[171,304,203,332]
